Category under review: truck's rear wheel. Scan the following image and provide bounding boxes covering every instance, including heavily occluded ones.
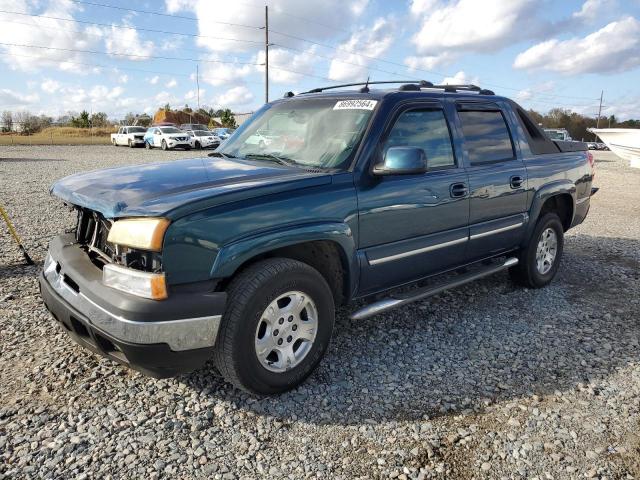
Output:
[509,212,564,288]
[214,258,335,395]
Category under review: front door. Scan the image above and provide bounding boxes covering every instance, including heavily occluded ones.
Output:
[453,101,528,261]
[357,102,470,295]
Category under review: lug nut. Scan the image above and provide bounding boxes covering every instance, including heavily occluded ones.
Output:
[292,324,298,331]
[278,317,284,325]
[277,338,283,345]
[288,315,294,322]
[287,335,293,343]
[273,329,279,336]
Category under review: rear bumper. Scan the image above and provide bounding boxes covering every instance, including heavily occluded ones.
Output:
[39,234,226,377]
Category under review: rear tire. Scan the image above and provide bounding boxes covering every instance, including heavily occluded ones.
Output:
[214,258,335,395]
[509,212,564,288]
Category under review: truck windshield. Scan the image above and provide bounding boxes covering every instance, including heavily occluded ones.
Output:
[218,98,376,170]
[129,127,146,133]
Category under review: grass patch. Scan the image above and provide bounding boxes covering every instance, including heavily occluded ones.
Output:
[0,127,115,145]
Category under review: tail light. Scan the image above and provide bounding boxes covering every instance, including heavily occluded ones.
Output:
[587,151,595,178]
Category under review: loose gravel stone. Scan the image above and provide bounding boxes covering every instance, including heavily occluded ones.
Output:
[1,147,639,479]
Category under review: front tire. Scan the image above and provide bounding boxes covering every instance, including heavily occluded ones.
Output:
[509,212,564,288]
[145,140,152,149]
[161,139,168,151]
[195,141,202,150]
[214,258,335,395]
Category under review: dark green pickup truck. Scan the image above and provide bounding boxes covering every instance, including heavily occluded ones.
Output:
[40,81,596,394]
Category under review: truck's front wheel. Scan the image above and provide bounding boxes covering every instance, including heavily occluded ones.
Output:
[214,258,335,395]
[509,212,564,288]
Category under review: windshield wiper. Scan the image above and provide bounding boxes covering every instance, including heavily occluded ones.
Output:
[208,151,235,159]
[243,153,297,167]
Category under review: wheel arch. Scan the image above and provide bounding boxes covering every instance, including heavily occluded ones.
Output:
[527,181,576,238]
[211,223,358,305]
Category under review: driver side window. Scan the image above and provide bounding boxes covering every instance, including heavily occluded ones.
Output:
[385,109,455,169]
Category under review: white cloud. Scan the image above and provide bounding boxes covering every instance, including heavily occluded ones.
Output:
[256,47,318,84]
[185,89,205,102]
[166,0,372,54]
[513,17,640,75]
[328,18,394,82]
[405,52,456,71]
[0,88,39,106]
[200,60,254,87]
[41,79,61,94]
[118,74,129,84]
[0,1,99,73]
[350,0,370,16]
[166,78,178,88]
[214,86,254,109]
[149,76,159,85]
[411,0,539,55]
[440,71,479,85]
[514,81,555,103]
[96,22,154,61]
[573,0,616,22]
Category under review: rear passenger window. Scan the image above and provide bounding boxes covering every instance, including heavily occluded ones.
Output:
[458,110,515,164]
[385,109,455,168]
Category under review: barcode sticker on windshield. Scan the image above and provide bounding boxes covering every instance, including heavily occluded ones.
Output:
[333,100,378,110]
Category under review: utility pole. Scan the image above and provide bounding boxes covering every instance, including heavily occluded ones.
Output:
[595,90,603,140]
[265,5,269,104]
[196,64,200,111]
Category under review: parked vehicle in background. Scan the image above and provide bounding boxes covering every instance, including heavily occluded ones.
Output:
[187,130,221,149]
[544,128,573,142]
[143,126,191,151]
[587,141,598,150]
[110,126,147,147]
[212,127,234,140]
[40,80,597,394]
[179,123,209,132]
[244,130,275,149]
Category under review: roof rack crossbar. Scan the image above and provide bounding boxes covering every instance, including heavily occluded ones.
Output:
[301,80,432,94]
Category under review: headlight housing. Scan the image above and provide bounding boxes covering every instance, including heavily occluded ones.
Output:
[103,264,168,300]
[107,218,170,252]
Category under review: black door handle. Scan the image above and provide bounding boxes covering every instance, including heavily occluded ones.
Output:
[450,182,468,198]
[510,175,524,189]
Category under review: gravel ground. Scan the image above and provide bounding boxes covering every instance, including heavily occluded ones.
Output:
[1,146,639,479]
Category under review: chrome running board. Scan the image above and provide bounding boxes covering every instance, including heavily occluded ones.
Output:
[350,257,518,320]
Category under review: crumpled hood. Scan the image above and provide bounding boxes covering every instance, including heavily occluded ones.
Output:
[51,157,331,218]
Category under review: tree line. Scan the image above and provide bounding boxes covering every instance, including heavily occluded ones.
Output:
[1,103,238,135]
[527,108,640,141]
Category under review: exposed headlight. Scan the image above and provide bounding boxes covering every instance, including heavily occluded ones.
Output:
[107,218,170,252]
[103,264,168,300]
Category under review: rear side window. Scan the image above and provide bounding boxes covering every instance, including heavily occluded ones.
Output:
[385,109,455,168]
[459,110,515,164]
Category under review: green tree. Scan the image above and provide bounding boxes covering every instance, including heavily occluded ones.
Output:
[220,108,236,128]
[90,112,109,127]
[71,110,91,128]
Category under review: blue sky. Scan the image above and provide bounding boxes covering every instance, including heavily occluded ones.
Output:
[0,0,639,120]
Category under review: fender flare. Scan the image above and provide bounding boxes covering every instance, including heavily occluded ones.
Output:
[210,222,359,295]
[526,180,576,239]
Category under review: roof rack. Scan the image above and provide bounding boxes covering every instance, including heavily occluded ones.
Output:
[293,80,495,97]
[300,80,433,94]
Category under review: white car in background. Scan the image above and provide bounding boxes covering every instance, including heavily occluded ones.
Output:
[187,130,221,149]
[144,126,191,151]
[111,126,147,147]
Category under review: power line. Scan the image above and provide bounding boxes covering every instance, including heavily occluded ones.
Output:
[0,9,265,46]
[0,18,258,62]
[0,42,260,65]
[0,52,265,85]
[68,0,261,30]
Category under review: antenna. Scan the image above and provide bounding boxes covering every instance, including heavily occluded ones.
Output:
[360,76,370,93]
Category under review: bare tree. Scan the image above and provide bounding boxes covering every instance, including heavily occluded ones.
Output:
[1,110,13,132]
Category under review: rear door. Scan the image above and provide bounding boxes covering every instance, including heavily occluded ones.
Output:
[453,100,528,261]
[357,100,470,295]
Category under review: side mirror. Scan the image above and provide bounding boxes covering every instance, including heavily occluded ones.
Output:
[373,146,427,176]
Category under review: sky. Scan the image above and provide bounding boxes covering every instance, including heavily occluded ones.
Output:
[0,0,639,121]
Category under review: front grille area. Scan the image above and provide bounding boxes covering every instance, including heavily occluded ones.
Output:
[74,207,163,273]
